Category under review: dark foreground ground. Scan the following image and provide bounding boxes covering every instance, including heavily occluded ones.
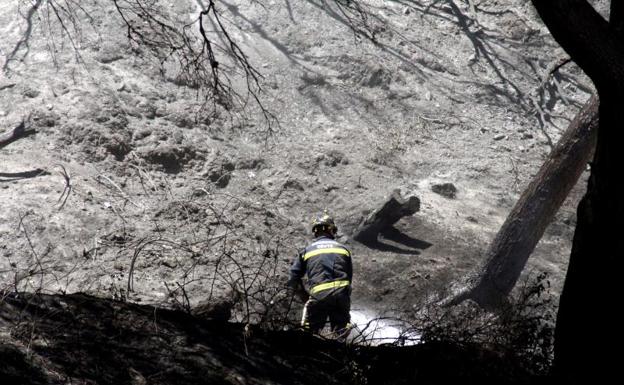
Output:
[1,292,549,385]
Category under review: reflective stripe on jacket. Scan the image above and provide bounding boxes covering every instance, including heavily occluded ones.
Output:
[288,236,352,295]
[310,279,350,294]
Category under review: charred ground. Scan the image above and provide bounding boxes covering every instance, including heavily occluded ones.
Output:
[0,291,550,385]
[0,0,599,382]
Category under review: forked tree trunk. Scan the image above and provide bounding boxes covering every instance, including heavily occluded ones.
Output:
[446,95,598,309]
[529,1,624,381]
[552,93,623,382]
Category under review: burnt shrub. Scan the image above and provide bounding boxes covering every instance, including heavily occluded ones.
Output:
[411,272,555,380]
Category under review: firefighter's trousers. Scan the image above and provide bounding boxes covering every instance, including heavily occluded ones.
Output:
[301,286,350,339]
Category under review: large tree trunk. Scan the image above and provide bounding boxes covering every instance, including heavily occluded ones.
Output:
[530,0,624,381]
[552,87,624,383]
[446,95,598,309]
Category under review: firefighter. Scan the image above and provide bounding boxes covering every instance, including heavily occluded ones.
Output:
[288,212,352,340]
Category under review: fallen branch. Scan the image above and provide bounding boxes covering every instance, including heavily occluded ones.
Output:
[0,119,36,150]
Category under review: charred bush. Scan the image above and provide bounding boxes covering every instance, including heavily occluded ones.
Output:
[412,272,555,380]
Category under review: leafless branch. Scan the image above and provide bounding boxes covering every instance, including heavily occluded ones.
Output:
[54,164,72,210]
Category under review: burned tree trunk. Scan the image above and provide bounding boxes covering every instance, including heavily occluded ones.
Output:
[527,1,624,380]
[446,95,598,309]
[0,120,35,150]
[353,189,420,244]
[552,96,622,381]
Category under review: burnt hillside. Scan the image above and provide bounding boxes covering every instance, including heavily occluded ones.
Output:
[0,0,602,382]
[1,292,548,385]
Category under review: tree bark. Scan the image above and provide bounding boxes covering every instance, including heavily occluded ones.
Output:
[445,95,598,309]
[0,120,35,150]
[530,0,624,381]
[530,0,624,89]
[552,88,624,384]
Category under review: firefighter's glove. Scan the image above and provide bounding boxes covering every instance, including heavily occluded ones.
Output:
[295,287,309,303]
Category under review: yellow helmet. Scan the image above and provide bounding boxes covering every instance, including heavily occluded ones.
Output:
[311,211,337,235]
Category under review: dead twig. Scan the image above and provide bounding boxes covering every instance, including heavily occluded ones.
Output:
[529,56,573,137]
[54,164,72,210]
[96,174,144,209]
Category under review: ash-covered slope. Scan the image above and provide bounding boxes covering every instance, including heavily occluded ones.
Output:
[0,0,591,319]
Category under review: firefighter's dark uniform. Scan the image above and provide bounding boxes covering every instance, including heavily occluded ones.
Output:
[288,236,352,335]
